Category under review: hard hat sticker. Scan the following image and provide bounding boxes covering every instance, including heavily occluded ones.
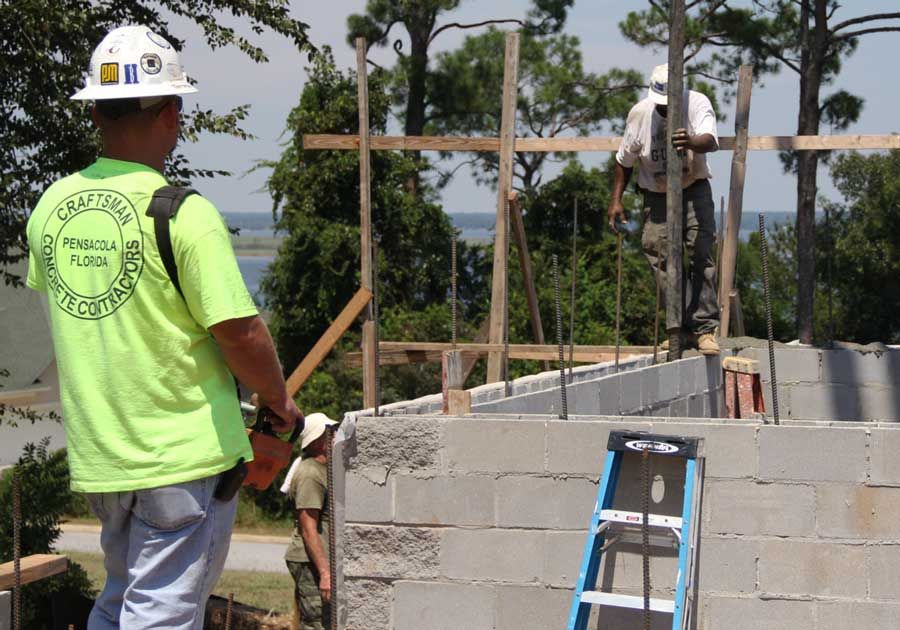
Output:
[624,440,679,454]
[141,53,162,75]
[123,64,140,85]
[146,31,172,50]
[40,190,145,320]
[100,63,119,85]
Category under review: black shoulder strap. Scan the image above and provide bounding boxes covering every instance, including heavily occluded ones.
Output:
[146,185,198,299]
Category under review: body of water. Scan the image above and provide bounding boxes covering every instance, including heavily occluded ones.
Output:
[237,255,273,302]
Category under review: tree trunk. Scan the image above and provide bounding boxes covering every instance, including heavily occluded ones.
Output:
[794,0,826,344]
[404,29,429,196]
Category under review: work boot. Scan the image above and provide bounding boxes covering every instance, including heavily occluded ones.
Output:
[697,333,720,356]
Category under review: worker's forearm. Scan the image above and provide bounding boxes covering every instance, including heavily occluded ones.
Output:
[210,315,289,407]
[301,522,330,578]
[611,162,633,203]
[690,133,718,154]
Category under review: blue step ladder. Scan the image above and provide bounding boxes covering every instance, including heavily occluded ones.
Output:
[567,431,705,630]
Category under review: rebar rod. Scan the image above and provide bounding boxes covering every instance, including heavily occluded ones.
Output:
[451,234,458,349]
[553,255,568,420]
[825,205,834,344]
[503,196,511,397]
[641,447,651,630]
[653,261,661,366]
[615,231,623,373]
[326,426,338,630]
[13,469,21,630]
[758,214,779,424]
[568,197,577,381]
[372,241,381,417]
[224,592,234,630]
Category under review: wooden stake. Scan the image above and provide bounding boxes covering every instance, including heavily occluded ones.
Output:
[719,64,753,337]
[487,32,520,383]
[508,191,548,370]
[356,37,377,408]
[666,0,686,360]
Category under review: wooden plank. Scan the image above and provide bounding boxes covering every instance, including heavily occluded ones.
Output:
[285,287,373,395]
[0,554,68,590]
[508,191,548,371]
[487,32,520,384]
[719,65,753,337]
[461,317,490,384]
[303,133,900,153]
[356,37,376,409]
[447,389,472,415]
[666,0,686,358]
[442,350,465,414]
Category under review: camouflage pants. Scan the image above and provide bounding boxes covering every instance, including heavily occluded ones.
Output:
[286,560,331,630]
[641,178,720,334]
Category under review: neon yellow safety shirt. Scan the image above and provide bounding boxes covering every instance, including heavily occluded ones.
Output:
[26,157,255,493]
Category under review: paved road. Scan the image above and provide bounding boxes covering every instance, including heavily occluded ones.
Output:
[58,525,291,573]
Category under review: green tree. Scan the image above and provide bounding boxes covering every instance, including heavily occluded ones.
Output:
[620,1,900,343]
[427,28,642,195]
[0,0,314,286]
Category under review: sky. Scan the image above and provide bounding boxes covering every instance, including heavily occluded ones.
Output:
[170,1,900,217]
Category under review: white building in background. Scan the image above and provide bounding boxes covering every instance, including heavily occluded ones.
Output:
[0,260,67,467]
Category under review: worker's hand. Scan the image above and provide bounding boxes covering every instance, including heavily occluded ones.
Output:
[259,394,303,434]
[672,128,692,155]
[607,200,627,233]
[319,571,332,604]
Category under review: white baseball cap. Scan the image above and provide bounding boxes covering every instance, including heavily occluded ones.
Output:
[71,25,198,101]
[648,63,668,105]
[301,413,338,451]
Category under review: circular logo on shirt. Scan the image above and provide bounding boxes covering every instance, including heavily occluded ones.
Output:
[40,189,145,320]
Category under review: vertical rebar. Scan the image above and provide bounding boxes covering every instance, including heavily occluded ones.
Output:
[615,231,623,373]
[451,234,458,349]
[758,214,779,424]
[13,468,21,630]
[503,196,511,397]
[553,255,568,419]
[224,592,234,630]
[641,447,651,630]
[653,261,661,366]
[825,205,834,344]
[372,241,381,417]
[326,426,338,630]
[568,197,578,381]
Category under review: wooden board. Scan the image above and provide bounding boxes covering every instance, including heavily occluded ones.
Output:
[0,554,68,590]
[285,287,372,395]
[508,192,547,365]
[356,37,376,409]
[303,133,900,153]
[487,32,521,384]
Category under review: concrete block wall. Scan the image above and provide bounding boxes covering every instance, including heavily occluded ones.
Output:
[742,346,900,421]
[340,415,900,630]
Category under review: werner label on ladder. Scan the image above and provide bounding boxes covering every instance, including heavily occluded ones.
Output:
[567,430,705,630]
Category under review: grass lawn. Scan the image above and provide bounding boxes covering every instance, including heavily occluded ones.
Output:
[66,551,295,616]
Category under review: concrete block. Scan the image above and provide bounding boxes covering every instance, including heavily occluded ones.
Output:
[820,348,900,386]
[444,418,545,473]
[758,425,867,483]
[345,470,393,523]
[620,369,643,413]
[669,397,689,418]
[0,591,8,630]
[687,394,705,418]
[543,531,586,588]
[698,356,722,393]
[594,606,673,630]
[705,480,815,537]
[784,382,860,420]
[354,416,442,470]
[343,525,441,579]
[679,359,697,398]
[870,429,900,486]
[547,420,652,475]
[698,536,758,593]
[858,385,900,421]
[686,423,757,479]
[441,529,544,582]
[595,375,621,415]
[703,597,814,630]
[758,540,866,598]
[815,601,900,630]
[642,367,661,408]
[393,581,495,630]
[657,361,679,401]
[496,585,570,630]
[496,476,598,530]
[816,483,900,539]
[596,544,680,592]
[344,578,391,630]
[868,544,900,599]
[394,475,495,526]
[758,348,821,384]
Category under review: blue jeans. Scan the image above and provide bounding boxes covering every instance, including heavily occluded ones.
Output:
[84,474,237,629]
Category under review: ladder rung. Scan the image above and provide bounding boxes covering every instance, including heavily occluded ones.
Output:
[599,509,683,530]
[580,591,675,614]
[604,530,679,549]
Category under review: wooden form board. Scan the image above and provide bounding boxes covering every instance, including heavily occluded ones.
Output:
[508,191,547,363]
[285,287,372,395]
[303,133,900,153]
[0,554,68,590]
[486,32,520,384]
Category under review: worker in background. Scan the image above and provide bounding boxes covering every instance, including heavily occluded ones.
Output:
[282,413,338,630]
[25,25,302,629]
[607,62,721,355]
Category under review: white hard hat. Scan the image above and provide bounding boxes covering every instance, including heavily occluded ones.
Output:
[648,63,668,105]
[301,413,338,451]
[71,25,198,101]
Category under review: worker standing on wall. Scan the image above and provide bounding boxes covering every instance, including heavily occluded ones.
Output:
[25,25,302,629]
[282,413,338,630]
[607,63,721,355]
